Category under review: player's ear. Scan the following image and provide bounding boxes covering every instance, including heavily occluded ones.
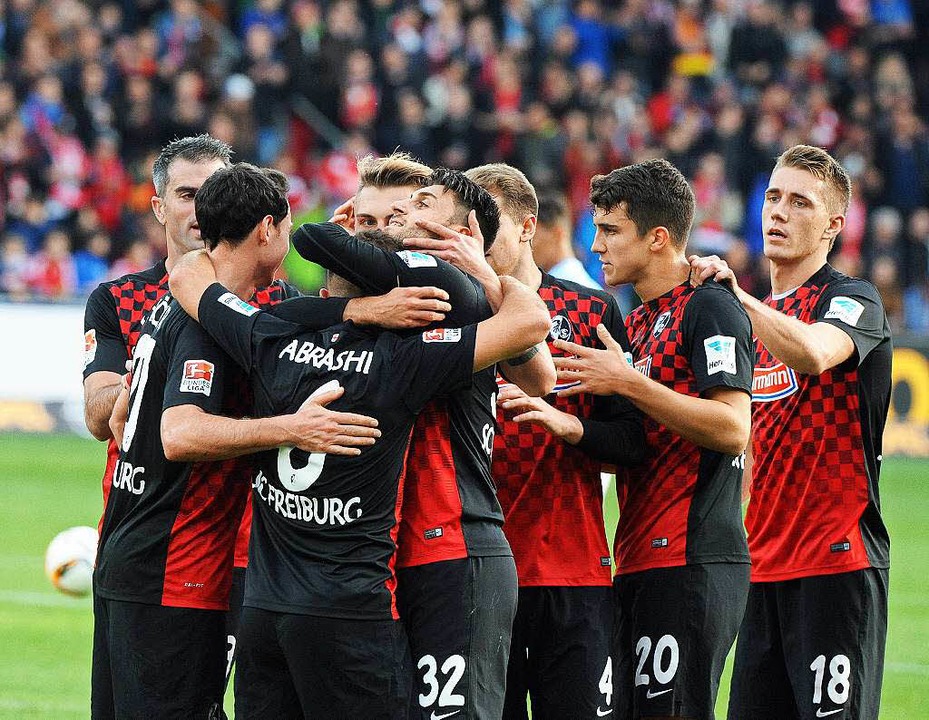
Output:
[520,215,537,244]
[151,195,166,225]
[319,287,330,299]
[648,226,672,251]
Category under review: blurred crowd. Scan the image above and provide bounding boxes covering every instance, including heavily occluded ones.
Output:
[1,0,928,332]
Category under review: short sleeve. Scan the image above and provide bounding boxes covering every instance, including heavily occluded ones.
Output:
[392,325,479,413]
[813,277,889,367]
[83,284,127,378]
[683,283,753,396]
[162,317,231,414]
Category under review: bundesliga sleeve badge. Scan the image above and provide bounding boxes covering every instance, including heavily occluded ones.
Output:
[83,329,97,369]
[180,360,215,396]
[704,335,737,375]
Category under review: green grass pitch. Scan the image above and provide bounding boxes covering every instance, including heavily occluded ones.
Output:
[0,433,926,718]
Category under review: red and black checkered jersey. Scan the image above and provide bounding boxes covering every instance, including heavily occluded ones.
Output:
[493,273,644,587]
[747,264,892,582]
[616,280,753,575]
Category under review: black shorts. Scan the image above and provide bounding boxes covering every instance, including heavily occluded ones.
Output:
[614,563,750,720]
[727,567,889,720]
[91,593,226,720]
[234,606,411,719]
[225,565,247,688]
[397,555,519,720]
[503,585,614,720]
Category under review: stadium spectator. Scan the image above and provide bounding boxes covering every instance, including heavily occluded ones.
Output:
[73,231,111,295]
[25,229,77,299]
[531,192,602,290]
[0,0,925,331]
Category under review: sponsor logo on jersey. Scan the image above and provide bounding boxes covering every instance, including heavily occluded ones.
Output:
[422,328,461,343]
[652,311,672,338]
[217,291,259,317]
[424,527,444,540]
[600,556,612,566]
[830,541,851,553]
[397,250,438,268]
[634,356,652,377]
[83,329,97,368]
[645,688,673,699]
[549,314,574,342]
[651,537,668,549]
[279,339,374,374]
[752,362,799,402]
[704,334,737,375]
[816,709,844,717]
[823,296,864,326]
[180,360,215,396]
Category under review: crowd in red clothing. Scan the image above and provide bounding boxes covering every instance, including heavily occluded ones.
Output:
[1,0,928,331]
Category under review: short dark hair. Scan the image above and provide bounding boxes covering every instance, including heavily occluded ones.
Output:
[589,159,695,248]
[195,163,289,250]
[152,134,233,196]
[428,167,501,251]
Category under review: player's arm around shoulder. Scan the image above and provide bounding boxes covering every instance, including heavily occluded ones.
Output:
[473,276,552,372]
[689,253,855,376]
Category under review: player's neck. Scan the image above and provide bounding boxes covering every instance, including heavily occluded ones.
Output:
[635,255,691,303]
[769,251,828,295]
[512,252,542,290]
[211,246,266,300]
[537,242,572,273]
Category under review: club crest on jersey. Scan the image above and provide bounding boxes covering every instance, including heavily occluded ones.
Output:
[823,296,864,327]
[752,361,799,402]
[634,356,652,377]
[83,329,97,368]
[704,335,737,375]
[423,328,461,343]
[397,250,437,268]
[180,360,215,396]
[217,291,259,317]
[652,311,672,338]
[549,314,574,342]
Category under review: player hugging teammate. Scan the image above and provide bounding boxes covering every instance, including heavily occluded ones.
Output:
[85,143,890,720]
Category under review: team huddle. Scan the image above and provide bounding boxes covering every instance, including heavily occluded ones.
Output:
[82,135,891,720]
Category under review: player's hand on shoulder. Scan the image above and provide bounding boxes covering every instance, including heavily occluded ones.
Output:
[286,384,381,456]
[688,254,738,291]
[346,286,451,328]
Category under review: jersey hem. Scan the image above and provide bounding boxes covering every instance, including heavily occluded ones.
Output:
[94,586,228,610]
[616,553,750,575]
[750,558,879,583]
[243,599,395,620]
[517,576,613,588]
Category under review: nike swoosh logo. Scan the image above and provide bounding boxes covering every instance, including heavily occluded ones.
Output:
[596,707,614,717]
[645,688,673,699]
[430,711,461,720]
[816,709,844,718]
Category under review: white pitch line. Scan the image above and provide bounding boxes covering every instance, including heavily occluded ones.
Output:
[886,662,929,676]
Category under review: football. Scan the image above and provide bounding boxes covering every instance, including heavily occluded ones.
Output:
[44,526,98,597]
